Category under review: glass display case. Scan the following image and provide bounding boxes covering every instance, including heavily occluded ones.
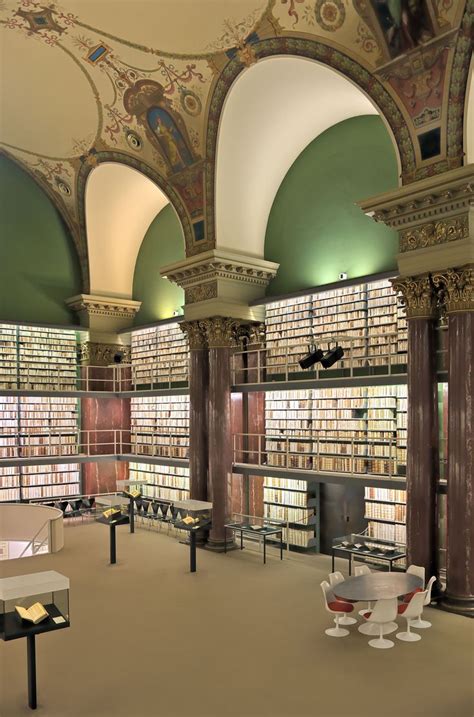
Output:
[95,494,130,524]
[331,531,406,574]
[226,512,286,535]
[172,499,212,530]
[0,570,70,641]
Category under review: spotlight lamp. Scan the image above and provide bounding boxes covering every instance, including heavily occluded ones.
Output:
[320,345,344,369]
[299,345,324,370]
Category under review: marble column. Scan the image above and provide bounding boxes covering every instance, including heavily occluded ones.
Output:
[79,342,131,494]
[201,317,239,550]
[180,322,209,504]
[392,275,439,585]
[433,266,474,615]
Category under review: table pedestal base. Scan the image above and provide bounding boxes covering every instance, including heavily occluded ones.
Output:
[358,622,397,636]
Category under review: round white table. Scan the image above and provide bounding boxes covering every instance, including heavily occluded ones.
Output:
[335,572,424,635]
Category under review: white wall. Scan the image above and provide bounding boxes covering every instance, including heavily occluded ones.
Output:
[215,56,399,258]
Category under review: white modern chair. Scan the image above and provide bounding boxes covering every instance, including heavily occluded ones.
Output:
[362,598,398,649]
[328,571,357,625]
[396,590,427,642]
[320,581,355,638]
[409,576,436,629]
[406,564,425,584]
[354,565,372,616]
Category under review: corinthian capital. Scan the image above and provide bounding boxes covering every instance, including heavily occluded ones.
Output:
[180,320,207,350]
[432,265,474,314]
[391,274,437,319]
[199,317,240,348]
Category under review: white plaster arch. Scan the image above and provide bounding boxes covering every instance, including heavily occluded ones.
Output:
[85,163,171,298]
[215,56,401,259]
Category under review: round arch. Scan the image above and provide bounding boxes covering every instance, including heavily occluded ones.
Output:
[205,37,417,251]
[76,152,193,293]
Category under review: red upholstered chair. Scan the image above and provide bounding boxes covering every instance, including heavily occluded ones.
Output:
[396,590,427,642]
[320,581,355,638]
[362,598,398,649]
[402,564,426,602]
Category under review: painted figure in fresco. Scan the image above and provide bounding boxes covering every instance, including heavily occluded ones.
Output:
[147,107,194,172]
[371,0,433,57]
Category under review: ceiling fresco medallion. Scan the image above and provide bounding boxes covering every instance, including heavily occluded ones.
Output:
[315,0,346,32]
[15,6,65,35]
[123,79,200,176]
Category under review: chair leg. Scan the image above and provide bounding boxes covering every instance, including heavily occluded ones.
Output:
[325,614,349,638]
[338,612,357,626]
[396,618,422,642]
[411,614,432,629]
[368,623,395,649]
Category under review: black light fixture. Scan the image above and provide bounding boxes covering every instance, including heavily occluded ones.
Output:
[299,345,324,370]
[320,345,344,369]
[113,351,124,364]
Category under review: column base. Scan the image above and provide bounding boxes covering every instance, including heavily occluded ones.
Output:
[439,592,474,618]
[205,537,237,553]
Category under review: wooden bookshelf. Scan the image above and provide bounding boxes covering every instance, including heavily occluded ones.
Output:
[0,325,17,390]
[131,323,188,387]
[263,476,319,550]
[130,395,189,459]
[129,462,190,502]
[364,487,407,544]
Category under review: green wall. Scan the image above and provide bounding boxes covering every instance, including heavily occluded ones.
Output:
[0,155,81,324]
[264,115,399,295]
[133,203,185,324]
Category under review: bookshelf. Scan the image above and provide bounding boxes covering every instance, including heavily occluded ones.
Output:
[264,278,406,375]
[0,325,17,389]
[130,322,188,387]
[129,462,190,502]
[263,476,319,550]
[130,395,189,459]
[364,487,407,543]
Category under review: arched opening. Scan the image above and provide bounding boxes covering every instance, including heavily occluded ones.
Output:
[85,163,185,301]
[464,58,474,165]
[215,56,401,259]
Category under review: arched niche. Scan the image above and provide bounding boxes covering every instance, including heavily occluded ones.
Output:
[214,56,402,259]
[85,162,185,300]
[464,59,474,165]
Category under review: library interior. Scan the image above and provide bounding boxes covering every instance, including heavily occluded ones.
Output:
[0,1,473,716]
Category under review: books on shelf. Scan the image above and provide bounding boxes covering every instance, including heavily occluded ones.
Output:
[131,323,188,386]
[131,395,189,459]
[129,463,190,502]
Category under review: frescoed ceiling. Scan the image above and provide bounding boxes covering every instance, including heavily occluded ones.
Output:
[0,0,470,291]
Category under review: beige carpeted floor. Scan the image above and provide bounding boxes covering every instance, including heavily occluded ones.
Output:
[1,522,473,717]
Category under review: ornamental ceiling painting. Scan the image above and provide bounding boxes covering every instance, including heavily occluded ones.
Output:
[0,0,471,287]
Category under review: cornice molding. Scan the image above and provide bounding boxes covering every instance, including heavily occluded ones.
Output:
[399,215,469,253]
[432,265,474,314]
[391,274,437,319]
[358,166,474,231]
[66,294,141,320]
[161,250,279,290]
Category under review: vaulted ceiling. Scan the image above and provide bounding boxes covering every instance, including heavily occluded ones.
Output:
[0,0,471,293]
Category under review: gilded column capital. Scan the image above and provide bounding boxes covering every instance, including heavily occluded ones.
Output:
[180,320,207,350]
[78,341,131,366]
[199,317,240,348]
[432,265,474,314]
[391,274,437,319]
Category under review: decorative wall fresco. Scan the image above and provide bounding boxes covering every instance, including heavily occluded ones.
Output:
[0,0,471,282]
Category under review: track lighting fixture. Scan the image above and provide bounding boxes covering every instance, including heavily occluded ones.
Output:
[298,346,324,370]
[320,345,344,368]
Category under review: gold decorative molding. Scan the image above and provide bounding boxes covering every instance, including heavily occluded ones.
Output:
[78,341,131,366]
[180,321,207,350]
[199,317,240,348]
[185,281,218,305]
[400,216,469,253]
[432,265,474,314]
[391,274,437,319]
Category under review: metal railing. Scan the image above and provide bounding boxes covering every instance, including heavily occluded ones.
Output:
[233,430,403,480]
[0,428,189,461]
[18,517,51,558]
[0,362,189,393]
[232,329,448,385]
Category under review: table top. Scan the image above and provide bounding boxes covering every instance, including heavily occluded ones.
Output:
[334,572,423,602]
[225,522,282,536]
[0,604,70,642]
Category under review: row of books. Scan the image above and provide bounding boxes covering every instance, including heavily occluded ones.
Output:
[365,502,406,522]
[367,521,406,543]
[131,324,188,385]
